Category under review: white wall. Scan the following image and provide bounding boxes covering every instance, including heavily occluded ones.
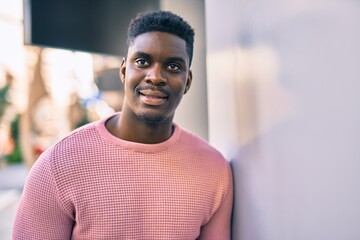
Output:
[206,0,360,239]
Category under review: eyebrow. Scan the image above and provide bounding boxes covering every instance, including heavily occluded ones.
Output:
[133,51,152,59]
[166,57,187,65]
[133,51,187,65]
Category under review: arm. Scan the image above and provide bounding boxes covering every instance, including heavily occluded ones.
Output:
[12,151,74,239]
[198,168,234,240]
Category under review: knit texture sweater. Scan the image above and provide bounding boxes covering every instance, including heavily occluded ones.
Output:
[13,114,232,240]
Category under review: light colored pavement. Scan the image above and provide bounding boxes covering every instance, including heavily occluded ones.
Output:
[0,164,28,240]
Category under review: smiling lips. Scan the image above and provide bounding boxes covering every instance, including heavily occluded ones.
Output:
[139,89,168,106]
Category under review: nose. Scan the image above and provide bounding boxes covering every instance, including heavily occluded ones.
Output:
[145,64,167,86]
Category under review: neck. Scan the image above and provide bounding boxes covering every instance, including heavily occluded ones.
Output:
[106,112,174,144]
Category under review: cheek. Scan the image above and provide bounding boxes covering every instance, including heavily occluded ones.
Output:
[172,78,188,94]
[123,69,142,89]
[169,82,187,105]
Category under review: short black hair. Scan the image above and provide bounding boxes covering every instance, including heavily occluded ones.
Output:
[127,10,195,66]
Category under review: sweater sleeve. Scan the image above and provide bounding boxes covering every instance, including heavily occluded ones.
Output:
[197,161,234,240]
[12,149,75,239]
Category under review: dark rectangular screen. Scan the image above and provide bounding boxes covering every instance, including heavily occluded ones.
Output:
[23,0,160,56]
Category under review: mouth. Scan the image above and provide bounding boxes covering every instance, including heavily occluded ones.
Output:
[138,88,168,106]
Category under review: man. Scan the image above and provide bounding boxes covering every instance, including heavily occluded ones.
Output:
[13,10,233,239]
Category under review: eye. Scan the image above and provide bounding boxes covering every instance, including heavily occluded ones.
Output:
[135,58,150,67]
[166,63,181,71]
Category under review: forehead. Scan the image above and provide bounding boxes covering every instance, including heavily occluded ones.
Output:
[127,32,188,63]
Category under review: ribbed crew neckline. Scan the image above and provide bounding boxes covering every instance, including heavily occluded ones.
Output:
[96,113,181,153]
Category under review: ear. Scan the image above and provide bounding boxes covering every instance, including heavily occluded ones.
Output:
[119,58,126,84]
[184,70,193,94]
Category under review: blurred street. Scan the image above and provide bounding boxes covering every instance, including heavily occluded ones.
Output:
[0,164,27,240]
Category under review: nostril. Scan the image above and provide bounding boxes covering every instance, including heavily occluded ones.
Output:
[145,75,167,86]
[157,81,166,87]
[146,79,166,87]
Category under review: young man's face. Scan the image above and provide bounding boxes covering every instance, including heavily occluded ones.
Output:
[120,31,192,124]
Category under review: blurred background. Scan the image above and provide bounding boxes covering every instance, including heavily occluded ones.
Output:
[1,0,360,239]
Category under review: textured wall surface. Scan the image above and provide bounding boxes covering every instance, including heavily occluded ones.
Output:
[206,1,360,239]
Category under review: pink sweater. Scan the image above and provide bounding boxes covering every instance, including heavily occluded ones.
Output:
[13,114,232,239]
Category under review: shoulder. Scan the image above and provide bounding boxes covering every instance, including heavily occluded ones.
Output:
[55,120,100,147]
[35,120,102,176]
[177,126,231,170]
[178,127,226,157]
[33,120,104,197]
[176,127,233,221]
[47,119,103,158]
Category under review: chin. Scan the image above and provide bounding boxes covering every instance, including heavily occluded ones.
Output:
[138,112,167,124]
